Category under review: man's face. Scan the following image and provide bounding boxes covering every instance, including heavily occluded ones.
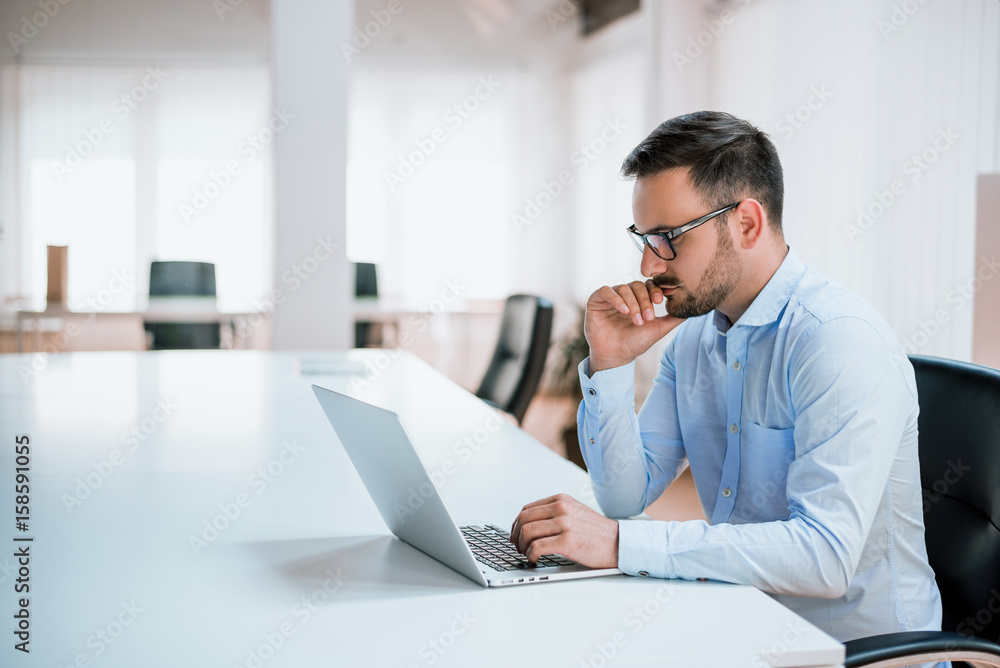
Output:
[631,168,742,319]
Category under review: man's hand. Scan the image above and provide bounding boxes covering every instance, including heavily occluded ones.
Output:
[586,280,685,373]
[509,493,619,569]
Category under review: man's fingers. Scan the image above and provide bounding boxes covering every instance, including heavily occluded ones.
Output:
[510,500,556,544]
[613,285,644,326]
[521,494,565,510]
[628,281,656,321]
[594,285,629,315]
[510,494,574,544]
[645,279,664,304]
[516,518,562,554]
[511,505,555,540]
[524,535,563,563]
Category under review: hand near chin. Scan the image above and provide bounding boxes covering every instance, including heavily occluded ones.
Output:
[586,280,685,374]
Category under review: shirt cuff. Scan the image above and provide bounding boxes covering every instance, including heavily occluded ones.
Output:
[618,519,671,579]
[578,357,636,412]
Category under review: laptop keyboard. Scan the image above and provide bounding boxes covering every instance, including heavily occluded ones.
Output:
[461,525,577,571]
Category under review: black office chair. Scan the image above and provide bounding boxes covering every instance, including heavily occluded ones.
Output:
[475,294,554,425]
[354,262,379,348]
[845,356,1000,667]
[145,261,221,350]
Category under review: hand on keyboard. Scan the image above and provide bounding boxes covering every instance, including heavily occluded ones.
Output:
[509,493,619,569]
[462,525,575,571]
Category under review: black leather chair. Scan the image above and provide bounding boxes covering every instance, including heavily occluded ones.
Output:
[845,355,1000,667]
[354,262,379,348]
[475,294,554,424]
[144,261,221,350]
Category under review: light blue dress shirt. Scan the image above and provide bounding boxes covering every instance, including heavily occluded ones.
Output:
[578,247,943,646]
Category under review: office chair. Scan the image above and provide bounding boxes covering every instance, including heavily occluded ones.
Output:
[844,355,1000,667]
[354,262,379,347]
[145,261,221,350]
[475,294,554,424]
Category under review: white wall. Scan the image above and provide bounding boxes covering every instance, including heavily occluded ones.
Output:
[652,0,1000,362]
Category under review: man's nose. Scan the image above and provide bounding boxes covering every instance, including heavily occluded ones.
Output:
[640,245,668,278]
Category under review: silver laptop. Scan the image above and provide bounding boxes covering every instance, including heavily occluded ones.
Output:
[312,385,622,587]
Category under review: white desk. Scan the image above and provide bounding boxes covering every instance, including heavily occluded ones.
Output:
[0,349,843,667]
[15,305,259,352]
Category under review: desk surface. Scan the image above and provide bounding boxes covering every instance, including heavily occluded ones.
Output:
[0,350,843,667]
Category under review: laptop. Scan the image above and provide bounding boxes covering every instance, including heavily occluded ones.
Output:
[312,385,623,587]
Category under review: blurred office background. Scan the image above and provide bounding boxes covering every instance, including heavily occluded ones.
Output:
[0,0,998,485]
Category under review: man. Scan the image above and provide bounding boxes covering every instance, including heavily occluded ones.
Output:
[510,111,943,643]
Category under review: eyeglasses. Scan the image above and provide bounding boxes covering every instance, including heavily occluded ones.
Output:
[627,202,740,261]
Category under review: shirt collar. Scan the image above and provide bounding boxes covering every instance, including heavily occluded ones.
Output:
[714,246,805,332]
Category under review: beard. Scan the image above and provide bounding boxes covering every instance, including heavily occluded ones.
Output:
[654,227,742,319]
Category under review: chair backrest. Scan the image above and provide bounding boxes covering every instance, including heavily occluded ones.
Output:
[475,294,554,424]
[149,261,217,297]
[146,261,219,349]
[355,263,378,298]
[911,355,1000,640]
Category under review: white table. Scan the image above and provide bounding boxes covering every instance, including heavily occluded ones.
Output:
[15,304,259,352]
[0,349,844,667]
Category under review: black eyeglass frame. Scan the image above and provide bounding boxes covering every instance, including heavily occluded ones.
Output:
[627,201,741,261]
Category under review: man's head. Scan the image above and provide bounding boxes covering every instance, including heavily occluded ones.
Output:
[621,111,785,320]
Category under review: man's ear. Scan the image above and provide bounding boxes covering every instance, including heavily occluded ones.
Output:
[734,199,766,250]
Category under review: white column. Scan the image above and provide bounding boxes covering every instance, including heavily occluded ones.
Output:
[271,0,353,350]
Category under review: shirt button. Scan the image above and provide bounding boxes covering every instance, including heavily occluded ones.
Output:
[729,424,739,434]
[638,571,649,577]
[732,361,741,371]
[588,388,596,396]
[722,488,732,498]
[589,438,595,445]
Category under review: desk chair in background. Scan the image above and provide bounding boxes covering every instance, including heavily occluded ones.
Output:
[845,356,1000,667]
[475,294,553,424]
[354,262,380,348]
[144,261,221,350]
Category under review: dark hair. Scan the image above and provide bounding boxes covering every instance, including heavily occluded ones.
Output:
[621,111,784,233]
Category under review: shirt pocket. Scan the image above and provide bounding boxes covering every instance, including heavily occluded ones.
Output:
[742,421,796,515]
